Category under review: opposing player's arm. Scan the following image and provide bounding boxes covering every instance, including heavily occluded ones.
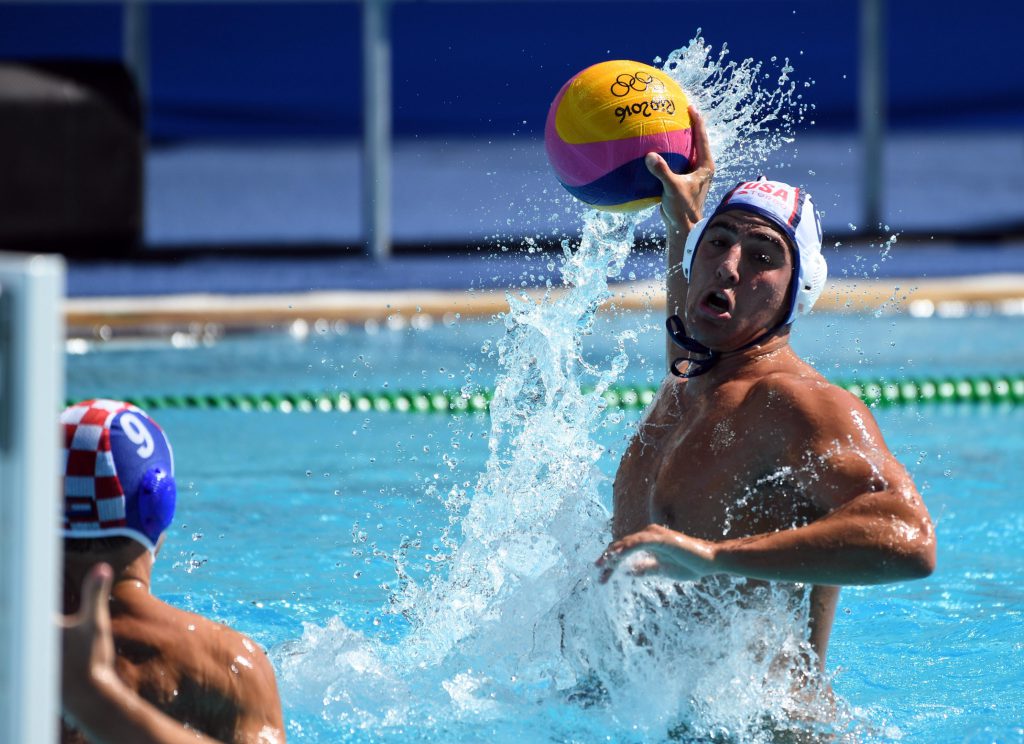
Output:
[644,106,715,372]
[230,634,286,744]
[598,379,936,585]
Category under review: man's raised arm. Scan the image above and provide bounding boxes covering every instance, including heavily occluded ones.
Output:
[643,105,715,372]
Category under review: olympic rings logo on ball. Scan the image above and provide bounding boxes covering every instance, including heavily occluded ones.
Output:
[609,71,666,97]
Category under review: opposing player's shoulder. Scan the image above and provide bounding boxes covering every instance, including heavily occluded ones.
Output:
[161,603,278,686]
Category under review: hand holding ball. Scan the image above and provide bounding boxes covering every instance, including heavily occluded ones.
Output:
[545,60,695,212]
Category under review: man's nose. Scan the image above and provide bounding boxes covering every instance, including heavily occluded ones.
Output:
[714,244,742,284]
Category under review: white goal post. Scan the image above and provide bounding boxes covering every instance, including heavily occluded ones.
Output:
[0,252,64,744]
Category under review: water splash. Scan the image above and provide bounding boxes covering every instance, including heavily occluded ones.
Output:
[660,30,811,199]
[276,34,859,742]
[390,210,636,673]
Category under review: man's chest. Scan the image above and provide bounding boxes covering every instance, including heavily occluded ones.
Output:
[613,387,817,539]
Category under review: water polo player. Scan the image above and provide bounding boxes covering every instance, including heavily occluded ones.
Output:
[596,109,935,688]
[59,399,284,744]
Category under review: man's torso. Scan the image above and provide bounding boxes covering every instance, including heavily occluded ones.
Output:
[612,364,839,663]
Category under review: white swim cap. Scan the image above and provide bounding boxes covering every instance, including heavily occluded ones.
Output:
[682,178,827,325]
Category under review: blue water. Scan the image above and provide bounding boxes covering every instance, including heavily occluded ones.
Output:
[66,313,1024,742]
[67,311,1024,396]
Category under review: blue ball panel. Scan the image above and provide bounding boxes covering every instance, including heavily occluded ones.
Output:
[558,152,691,208]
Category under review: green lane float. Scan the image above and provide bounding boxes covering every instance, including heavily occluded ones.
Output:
[81,374,1024,414]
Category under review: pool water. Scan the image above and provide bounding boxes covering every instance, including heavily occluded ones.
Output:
[66,311,1024,743]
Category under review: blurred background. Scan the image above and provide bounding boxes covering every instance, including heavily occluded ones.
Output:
[0,0,1021,292]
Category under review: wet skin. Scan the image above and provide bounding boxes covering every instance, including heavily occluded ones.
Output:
[596,108,936,672]
[62,543,284,744]
[62,564,224,744]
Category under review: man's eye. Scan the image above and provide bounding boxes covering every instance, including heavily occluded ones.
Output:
[756,253,774,265]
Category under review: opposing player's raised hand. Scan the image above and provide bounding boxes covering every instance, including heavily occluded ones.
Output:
[61,563,116,707]
[646,105,716,237]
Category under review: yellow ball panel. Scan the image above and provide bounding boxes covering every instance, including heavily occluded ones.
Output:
[555,60,690,145]
[597,195,661,213]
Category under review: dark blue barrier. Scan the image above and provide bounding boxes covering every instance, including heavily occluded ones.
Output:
[0,1,1018,139]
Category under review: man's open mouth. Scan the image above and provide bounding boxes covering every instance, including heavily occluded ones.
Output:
[700,289,733,317]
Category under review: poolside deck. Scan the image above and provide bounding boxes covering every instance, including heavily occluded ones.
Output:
[65,252,1024,336]
[64,132,1024,335]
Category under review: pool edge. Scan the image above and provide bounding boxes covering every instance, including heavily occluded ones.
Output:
[65,273,1024,336]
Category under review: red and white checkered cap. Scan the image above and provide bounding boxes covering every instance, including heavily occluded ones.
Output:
[61,398,175,551]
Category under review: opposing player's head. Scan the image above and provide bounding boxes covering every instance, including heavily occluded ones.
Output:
[61,399,176,554]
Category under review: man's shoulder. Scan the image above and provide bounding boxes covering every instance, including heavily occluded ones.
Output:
[104,589,283,738]
[138,597,278,689]
[745,366,839,403]
[744,368,873,433]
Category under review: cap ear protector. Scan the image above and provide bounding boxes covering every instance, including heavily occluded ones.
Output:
[681,216,709,281]
[792,245,827,320]
[137,467,176,545]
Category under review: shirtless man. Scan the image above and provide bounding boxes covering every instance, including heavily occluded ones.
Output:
[596,109,936,678]
[60,399,284,744]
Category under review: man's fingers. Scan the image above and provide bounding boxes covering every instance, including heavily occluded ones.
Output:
[596,549,618,584]
[645,152,674,184]
[688,106,715,174]
[595,545,620,567]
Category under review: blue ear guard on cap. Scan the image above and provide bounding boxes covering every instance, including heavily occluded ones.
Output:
[109,409,177,552]
[137,467,176,547]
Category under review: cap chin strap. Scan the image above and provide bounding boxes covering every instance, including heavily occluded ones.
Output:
[665,315,789,379]
[665,315,718,378]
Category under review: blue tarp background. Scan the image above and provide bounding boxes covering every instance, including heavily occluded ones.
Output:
[1,1,1019,139]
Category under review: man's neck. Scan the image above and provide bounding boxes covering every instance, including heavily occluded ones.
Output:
[64,550,154,614]
[683,332,794,395]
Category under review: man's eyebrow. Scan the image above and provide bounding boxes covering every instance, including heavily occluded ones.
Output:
[747,229,788,252]
[707,218,788,250]
[704,220,739,239]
